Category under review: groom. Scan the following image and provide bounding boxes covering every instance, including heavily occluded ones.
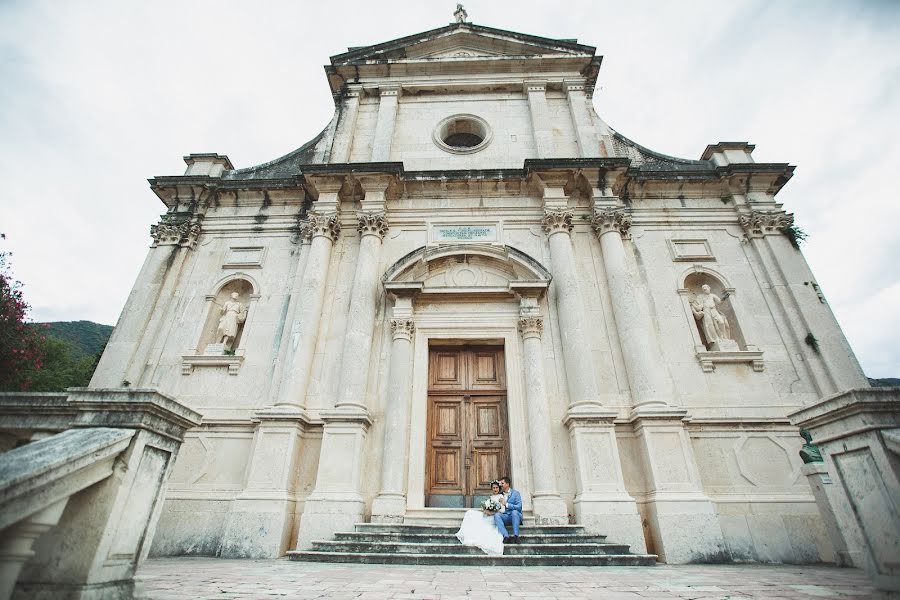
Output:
[493,476,522,543]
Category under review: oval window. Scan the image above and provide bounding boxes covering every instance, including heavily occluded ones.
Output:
[433,115,492,154]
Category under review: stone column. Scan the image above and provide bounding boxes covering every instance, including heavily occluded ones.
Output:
[276,178,342,409]
[525,80,553,158]
[532,171,645,549]
[371,85,400,162]
[565,80,597,157]
[591,207,674,411]
[371,296,416,522]
[335,177,390,409]
[330,86,361,163]
[517,305,568,524]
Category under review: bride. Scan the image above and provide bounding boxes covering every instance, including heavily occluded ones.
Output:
[455,480,505,555]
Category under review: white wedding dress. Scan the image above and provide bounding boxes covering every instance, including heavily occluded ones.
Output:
[455,494,505,555]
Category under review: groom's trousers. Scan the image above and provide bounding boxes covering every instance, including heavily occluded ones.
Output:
[494,510,522,537]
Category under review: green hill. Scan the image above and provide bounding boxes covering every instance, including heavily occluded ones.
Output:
[34,320,113,357]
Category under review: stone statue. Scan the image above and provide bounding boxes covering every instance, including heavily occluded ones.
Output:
[454,4,468,23]
[799,429,824,464]
[216,292,247,351]
[691,284,737,351]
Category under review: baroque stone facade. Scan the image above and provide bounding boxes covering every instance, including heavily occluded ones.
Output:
[90,19,871,563]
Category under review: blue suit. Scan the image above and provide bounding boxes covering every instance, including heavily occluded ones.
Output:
[493,489,523,537]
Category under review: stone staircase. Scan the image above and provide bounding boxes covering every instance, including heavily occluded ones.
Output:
[287,523,657,566]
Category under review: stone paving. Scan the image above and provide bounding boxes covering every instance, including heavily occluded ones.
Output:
[136,558,876,600]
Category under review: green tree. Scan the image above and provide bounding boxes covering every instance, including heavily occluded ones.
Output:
[23,336,97,392]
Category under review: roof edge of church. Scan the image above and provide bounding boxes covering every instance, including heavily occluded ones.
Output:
[329,22,596,65]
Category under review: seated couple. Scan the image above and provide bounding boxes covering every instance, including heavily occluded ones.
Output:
[454,476,522,556]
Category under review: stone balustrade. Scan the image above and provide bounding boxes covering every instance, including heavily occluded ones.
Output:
[0,389,201,600]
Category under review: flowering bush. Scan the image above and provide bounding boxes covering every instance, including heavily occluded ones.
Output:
[0,234,46,390]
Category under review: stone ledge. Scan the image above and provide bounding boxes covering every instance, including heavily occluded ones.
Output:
[696,349,764,373]
[181,353,244,375]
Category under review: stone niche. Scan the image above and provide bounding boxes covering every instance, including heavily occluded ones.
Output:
[679,270,763,372]
[182,276,255,376]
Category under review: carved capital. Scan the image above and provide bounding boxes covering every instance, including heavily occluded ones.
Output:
[357,212,389,239]
[518,316,544,339]
[390,319,415,341]
[306,212,341,242]
[739,210,794,238]
[541,209,574,235]
[150,215,202,249]
[591,208,632,238]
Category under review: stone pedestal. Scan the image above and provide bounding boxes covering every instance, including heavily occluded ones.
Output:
[630,409,727,564]
[801,462,863,568]
[789,387,900,595]
[219,409,307,558]
[564,406,646,553]
[296,410,372,550]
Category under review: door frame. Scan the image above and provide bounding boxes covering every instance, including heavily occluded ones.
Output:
[407,319,531,512]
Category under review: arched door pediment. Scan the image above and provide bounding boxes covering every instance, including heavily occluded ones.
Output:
[382,244,550,297]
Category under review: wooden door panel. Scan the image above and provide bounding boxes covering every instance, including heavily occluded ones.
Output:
[471,448,504,490]
[432,402,461,438]
[429,349,466,390]
[473,403,502,439]
[431,449,463,489]
[467,349,506,389]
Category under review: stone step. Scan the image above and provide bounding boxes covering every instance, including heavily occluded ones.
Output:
[354,523,585,536]
[333,531,609,544]
[312,540,634,556]
[288,551,658,567]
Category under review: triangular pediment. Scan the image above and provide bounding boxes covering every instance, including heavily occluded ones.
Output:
[331,23,594,65]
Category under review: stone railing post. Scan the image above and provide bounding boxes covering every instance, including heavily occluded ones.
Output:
[7,388,200,599]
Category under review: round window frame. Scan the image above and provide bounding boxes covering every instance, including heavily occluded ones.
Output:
[432,114,493,155]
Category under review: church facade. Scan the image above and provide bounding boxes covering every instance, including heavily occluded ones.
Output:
[91,18,869,564]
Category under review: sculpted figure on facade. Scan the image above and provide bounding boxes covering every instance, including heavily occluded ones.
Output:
[217,292,247,351]
[691,284,737,351]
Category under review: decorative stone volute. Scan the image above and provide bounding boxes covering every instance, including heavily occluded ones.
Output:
[591,208,632,238]
[739,209,794,238]
[541,209,574,235]
[518,316,543,339]
[390,318,415,341]
[306,212,341,242]
[357,212,389,239]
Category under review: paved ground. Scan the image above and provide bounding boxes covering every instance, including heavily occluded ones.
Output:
[136,558,876,599]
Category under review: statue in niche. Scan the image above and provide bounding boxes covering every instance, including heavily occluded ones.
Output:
[691,284,738,351]
[216,292,247,352]
[799,429,824,464]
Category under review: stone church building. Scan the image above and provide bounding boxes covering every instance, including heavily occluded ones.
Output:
[90,17,869,564]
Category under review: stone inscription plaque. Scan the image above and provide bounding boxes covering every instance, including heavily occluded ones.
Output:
[433,225,497,243]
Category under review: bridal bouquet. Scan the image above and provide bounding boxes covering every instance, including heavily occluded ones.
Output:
[481,498,502,513]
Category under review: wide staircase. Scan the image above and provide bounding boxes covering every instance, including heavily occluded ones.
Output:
[288,522,657,566]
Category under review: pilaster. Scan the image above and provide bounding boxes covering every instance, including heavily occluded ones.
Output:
[371,86,400,161]
[330,86,362,163]
[525,81,553,158]
[565,80,597,157]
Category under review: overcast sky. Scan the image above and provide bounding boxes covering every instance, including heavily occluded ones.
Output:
[0,0,897,377]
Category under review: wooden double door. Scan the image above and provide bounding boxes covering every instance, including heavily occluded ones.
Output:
[425,346,511,508]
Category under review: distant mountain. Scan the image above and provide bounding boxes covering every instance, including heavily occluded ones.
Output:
[33,321,113,358]
[869,377,900,388]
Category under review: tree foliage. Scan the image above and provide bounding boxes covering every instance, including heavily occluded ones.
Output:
[0,234,46,390]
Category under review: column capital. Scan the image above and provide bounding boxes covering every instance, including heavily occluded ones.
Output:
[591,208,632,238]
[306,212,341,242]
[541,209,574,235]
[518,316,544,339]
[357,212,389,240]
[390,318,415,341]
[739,209,794,238]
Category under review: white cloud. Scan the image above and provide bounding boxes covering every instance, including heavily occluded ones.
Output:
[0,0,897,376]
